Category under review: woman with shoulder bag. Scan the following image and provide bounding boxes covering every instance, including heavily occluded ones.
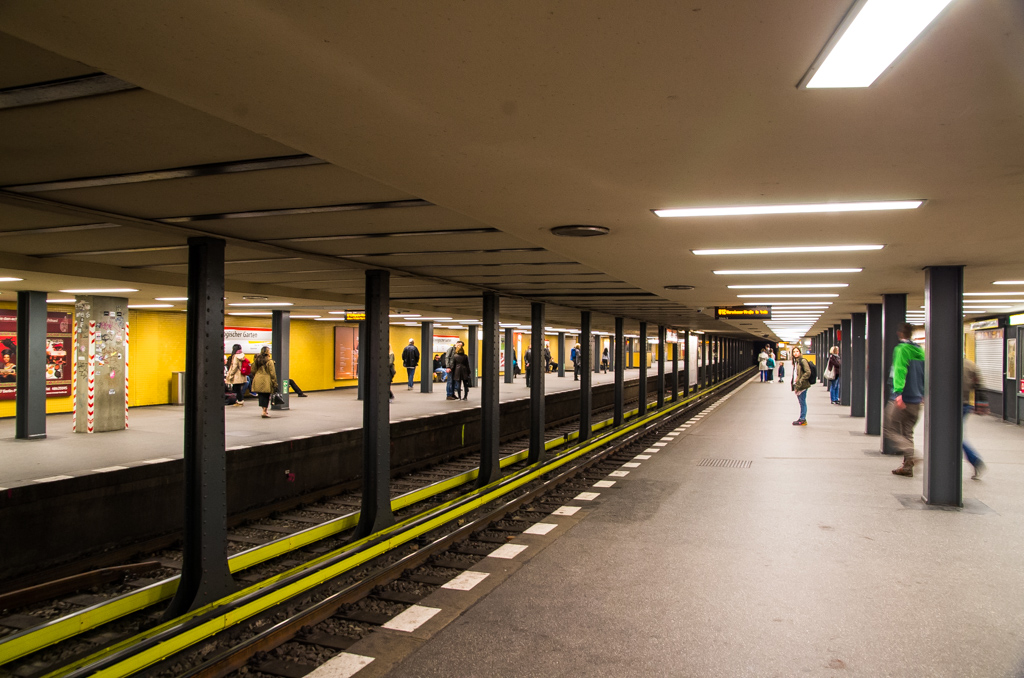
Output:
[825,346,842,405]
[225,344,246,406]
[250,346,278,419]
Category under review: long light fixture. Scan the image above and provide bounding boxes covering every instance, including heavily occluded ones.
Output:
[964,292,1024,296]
[802,0,955,89]
[228,312,272,316]
[60,288,138,293]
[0,277,23,282]
[727,284,848,289]
[127,304,173,309]
[737,294,839,298]
[389,314,422,318]
[46,298,75,304]
[715,269,862,275]
[156,297,188,301]
[290,315,322,319]
[228,302,293,307]
[694,245,884,256]
[993,281,1024,285]
[745,302,832,306]
[960,299,1024,304]
[658,201,919,218]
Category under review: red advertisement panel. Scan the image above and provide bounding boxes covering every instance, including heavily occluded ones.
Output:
[0,311,73,400]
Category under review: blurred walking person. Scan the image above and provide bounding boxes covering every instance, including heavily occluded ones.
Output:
[963,358,986,479]
[888,324,926,477]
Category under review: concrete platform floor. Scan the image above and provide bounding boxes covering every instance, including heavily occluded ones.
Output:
[383,376,1024,678]
[0,367,652,488]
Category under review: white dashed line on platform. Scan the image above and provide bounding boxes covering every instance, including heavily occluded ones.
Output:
[524,522,559,535]
[382,605,441,632]
[593,480,616,488]
[142,458,173,464]
[92,466,128,473]
[33,475,74,483]
[609,470,629,477]
[574,492,600,501]
[552,505,581,516]
[489,544,529,559]
[622,462,641,468]
[634,454,651,460]
[442,571,490,591]
[305,652,374,678]
[652,442,667,447]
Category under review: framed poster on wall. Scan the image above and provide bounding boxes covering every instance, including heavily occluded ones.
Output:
[0,311,73,400]
[1007,337,1017,380]
[334,326,358,380]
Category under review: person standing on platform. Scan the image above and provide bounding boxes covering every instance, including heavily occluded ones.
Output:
[777,353,786,383]
[251,346,277,419]
[791,346,811,426]
[433,354,447,382]
[388,344,396,404]
[571,343,581,381]
[766,351,775,383]
[402,338,420,390]
[544,341,553,373]
[888,324,926,477]
[225,344,247,407]
[450,345,472,400]
[601,345,609,373]
[963,358,986,479]
[525,345,533,388]
[826,346,842,405]
[444,340,463,400]
[758,348,768,382]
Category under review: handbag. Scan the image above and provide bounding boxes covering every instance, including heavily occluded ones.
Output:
[824,366,836,381]
[271,392,285,406]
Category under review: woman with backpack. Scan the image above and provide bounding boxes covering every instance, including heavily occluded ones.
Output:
[250,346,278,418]
[225,344,247,407]
[791,346,812,426]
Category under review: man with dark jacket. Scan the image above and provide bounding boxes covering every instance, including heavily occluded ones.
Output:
[888,324,926,477]
[401,339,420,390]
[443,341,464,400]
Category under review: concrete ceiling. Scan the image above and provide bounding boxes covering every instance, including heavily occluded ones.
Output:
[0,0,1022,341]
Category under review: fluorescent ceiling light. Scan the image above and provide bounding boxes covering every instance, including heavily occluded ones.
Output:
[155,297,188,301]
[964,292,1024,296]
[803,0,955,89]
[290,315,322,319]
[728,284,848,289]
[46,298,75,304]
[0,277,23,282]
[314,318,340,321]
[228,302,293,307]
[659,201,919,218]
[59,288,138,294]
[959,299,1024,304]
[127,304,173,309]
[993,281,1024,285]
[737,294,839,298]
[714,268,863,275]
[416,317,453,321]
[963,306,1011,310]
[228,312,272,316]
[389,314,422,318]
[745,302,832,306]
[694,245,885,256]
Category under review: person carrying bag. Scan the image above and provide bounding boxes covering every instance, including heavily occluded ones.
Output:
[250,346,278,419]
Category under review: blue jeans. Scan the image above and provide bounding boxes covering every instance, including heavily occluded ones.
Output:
[406,367,416,388]
[829,378,841,403]
[446,371,455,396]
[797,390,807,420]
[963,404,982,468]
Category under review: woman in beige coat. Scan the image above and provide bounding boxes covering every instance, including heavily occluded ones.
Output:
[250,346,278,418]
[225,343,247,406]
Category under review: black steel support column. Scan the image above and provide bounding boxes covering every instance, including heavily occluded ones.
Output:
[614,317,624,426]
[579,312,592,441]
[355,270,394,537]
[479,293,500,486]
[357,321,366,401]
[593,334,601,373]
[700,335,707,389]
[271,310,290,411]
[682,330,690,397]
[881,293,908,453]
[924,267,964,507]
[840,318,852,406]
[468,323,478,387]
[851,312,866,418]
[420,321,434,393]
[671,332,679,401]
[657,325,666,408]
[608,334,615,372]
[166,236,234,617]
[557,332,565,377]
[528,302,546,463]
[15,290,47,440]
[866,303,883,434]
[638,322,648,416]
[504,326,514,384]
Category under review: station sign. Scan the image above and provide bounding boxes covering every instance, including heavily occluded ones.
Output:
[345,310,366,322]
[970,319,1000,330]
[225,326,272,355]
[715,305,771,320]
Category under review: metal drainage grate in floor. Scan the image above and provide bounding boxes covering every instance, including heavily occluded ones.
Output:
[697,458,752,469]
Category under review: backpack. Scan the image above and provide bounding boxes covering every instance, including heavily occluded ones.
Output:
[240,357,251,376]
[806,359,817,385]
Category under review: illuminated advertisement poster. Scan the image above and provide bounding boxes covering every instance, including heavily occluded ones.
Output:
[432,335,460,354]
[0,311,73,400]
[224,326,273,355]
[334,326,358,380]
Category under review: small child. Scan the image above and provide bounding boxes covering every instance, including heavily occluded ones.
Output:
[778,362,785,383]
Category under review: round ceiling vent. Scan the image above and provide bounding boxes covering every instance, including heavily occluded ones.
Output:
[550,225,610,237]
[663,285,695,291]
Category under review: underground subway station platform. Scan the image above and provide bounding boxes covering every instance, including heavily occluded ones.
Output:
[1,2,1024,676]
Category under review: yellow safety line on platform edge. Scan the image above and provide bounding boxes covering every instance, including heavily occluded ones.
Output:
[2,370,751,671]
[55,371,752,678]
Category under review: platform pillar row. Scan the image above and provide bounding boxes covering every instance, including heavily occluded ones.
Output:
[579,311,592,442]
[614,317,624,427]
[841,317,852,407]
[271,310,290,410]
[356,321,366,401]
[355,269,395,537]
[529,302,546,463]
[924,266,964,507]
[851,312,867,418]
[479,292,500,486]
[881,293,908,453]
[657,325,666,408]
[420,321,434,393]
[165,236,234,618]
[504,326,514,384]
[468,320,478,388]
[681,330,690,397]
[671,329,679,401]
[15,290,47,440]
[638,322,648,417]
[557,331,566,378]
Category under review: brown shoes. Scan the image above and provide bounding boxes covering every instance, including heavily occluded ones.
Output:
[892,464,913,477]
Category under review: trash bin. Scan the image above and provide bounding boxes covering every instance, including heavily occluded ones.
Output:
[171,371,186,405]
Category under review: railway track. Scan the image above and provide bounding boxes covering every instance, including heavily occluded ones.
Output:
[0,371,752,678]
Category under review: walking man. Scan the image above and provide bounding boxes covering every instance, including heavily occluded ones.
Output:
[963,358,986,479]
[525,346,533,388]
[888,324,926,477]
[402,338,420,390]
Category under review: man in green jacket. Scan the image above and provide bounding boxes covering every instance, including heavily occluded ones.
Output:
[888,323,926,477]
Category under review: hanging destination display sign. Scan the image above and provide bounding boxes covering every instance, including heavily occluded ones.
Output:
[344,310,366,321]
[715,306,772,320]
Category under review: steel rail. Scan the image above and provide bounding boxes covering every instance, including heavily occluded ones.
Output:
[48,370,752,678]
